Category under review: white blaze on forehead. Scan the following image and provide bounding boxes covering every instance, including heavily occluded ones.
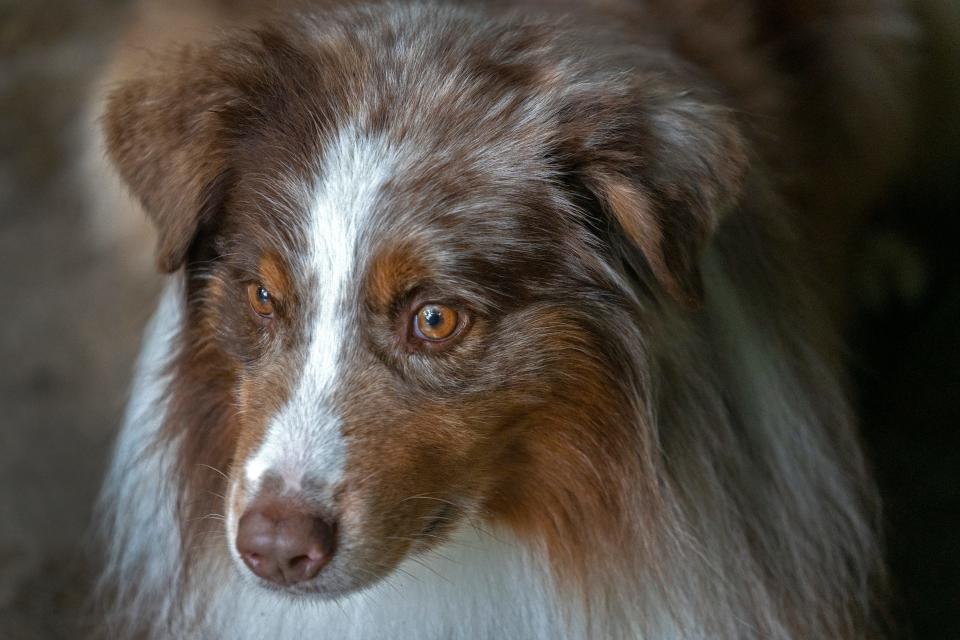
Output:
[243,126,398,496]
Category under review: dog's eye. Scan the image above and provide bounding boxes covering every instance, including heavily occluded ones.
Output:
[247,283,274,318]
[413,304,459,341]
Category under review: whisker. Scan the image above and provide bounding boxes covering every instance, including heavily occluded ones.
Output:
[406,555,451,584]
[398,494,461,509]
[198,463,230,481]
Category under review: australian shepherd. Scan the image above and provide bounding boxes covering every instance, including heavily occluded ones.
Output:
[90,0,918,637]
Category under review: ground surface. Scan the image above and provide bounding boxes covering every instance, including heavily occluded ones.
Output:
[0,2,957,638]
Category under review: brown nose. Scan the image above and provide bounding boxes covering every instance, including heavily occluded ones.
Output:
[236,500,336,586]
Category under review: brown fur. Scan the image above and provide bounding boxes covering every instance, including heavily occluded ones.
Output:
[94,0,918,636]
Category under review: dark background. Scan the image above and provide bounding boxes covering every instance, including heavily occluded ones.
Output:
[0,1,957,638]
[853,153,960,635]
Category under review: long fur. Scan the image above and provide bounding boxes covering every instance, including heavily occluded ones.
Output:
[91,1,918,638]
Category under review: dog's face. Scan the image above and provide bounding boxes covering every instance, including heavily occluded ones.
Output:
[104,7,745,597]
[200,120,624,595]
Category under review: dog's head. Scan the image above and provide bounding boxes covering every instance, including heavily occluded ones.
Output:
[104,7,745,597]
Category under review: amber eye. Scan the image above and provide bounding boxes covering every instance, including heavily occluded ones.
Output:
[247,283,274,318]
[413,303,459,341]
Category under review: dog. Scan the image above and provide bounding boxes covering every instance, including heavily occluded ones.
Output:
[91,0,918,637]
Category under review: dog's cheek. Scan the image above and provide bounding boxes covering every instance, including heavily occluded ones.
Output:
[339,394,489,526]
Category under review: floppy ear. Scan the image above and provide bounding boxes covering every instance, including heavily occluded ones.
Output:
[102,47,245,272]
[568,82,749,309]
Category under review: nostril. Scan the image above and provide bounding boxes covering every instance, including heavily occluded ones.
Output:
[241,551,264,570]
[286,553,319,578]
[275,517,336,584]
[236,502,336,586]
[289,554,309,569]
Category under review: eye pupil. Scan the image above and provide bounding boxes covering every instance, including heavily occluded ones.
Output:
[423,307,442,326]
[247,283,274,318]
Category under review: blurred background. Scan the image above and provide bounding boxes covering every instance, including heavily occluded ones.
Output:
[0,1,957,638]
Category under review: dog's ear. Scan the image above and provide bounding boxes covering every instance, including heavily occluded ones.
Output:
[102,46,246,272]
[566,81,749,309]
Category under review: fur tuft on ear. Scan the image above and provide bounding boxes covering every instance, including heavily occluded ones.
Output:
[568,81,749,309]
[102,46,245,272]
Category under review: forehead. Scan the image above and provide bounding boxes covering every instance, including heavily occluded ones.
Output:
[231,124,565,286]
[220,14,579,288]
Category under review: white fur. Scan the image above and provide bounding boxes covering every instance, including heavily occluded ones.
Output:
[240,127,397,495]
[206,525,582,640]
[230,128,400,572]
[94,278,194,635]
